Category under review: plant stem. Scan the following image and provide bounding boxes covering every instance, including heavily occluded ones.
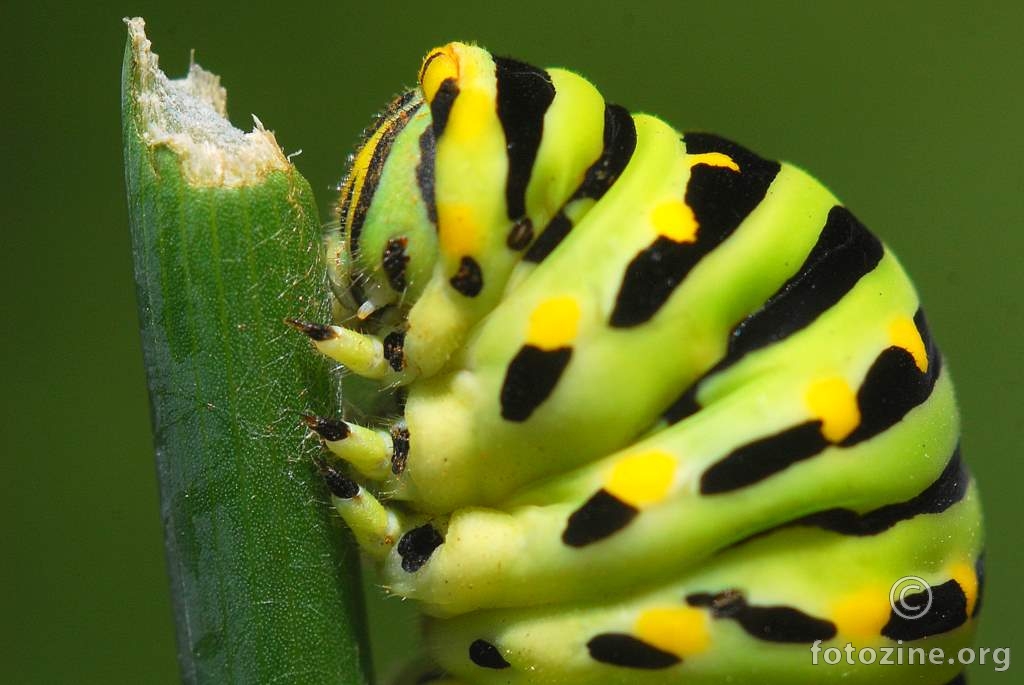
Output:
[122,18,371,684]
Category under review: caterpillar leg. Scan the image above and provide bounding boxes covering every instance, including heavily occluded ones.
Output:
[316,458,403,559]
[315,454,453,577]
[303,414,403,481]
[286,317,404,381]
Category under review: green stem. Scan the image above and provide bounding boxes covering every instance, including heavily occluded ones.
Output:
[122,18,371,684]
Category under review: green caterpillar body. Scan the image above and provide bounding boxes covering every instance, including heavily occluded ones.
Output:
[290,42,983,684]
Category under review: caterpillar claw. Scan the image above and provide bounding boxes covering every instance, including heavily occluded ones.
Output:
[301,413,349,441]
[283,316,334,340]
[356,300,378,320]
[285,317,389,379]
[303,413,395,481]
[315,455,359,498]
[315,457,401,559]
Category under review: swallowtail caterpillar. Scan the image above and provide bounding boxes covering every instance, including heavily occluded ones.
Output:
[288,42,984,685]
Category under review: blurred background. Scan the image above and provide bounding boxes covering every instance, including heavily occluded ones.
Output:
[3,2,1021,683]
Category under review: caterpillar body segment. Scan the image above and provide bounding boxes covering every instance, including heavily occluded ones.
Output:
[376,368,962,617]
[427,490,981,685]
[292,42,983,684]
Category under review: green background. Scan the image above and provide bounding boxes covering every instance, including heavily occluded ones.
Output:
[3,2,1021,683]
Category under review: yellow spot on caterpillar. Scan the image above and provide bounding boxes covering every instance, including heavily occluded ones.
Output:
[420,47,458,102]
[889,316,928,373]
[635,606,710,656]
[689,152,740,172]
[526,296,581,351]
[831,586,891,642]
[605,450,677,507]
[446,87,492,142]
[949,561,979,616]
[805,376,860,442]
[651,200,698,243]
[437,203,481,257]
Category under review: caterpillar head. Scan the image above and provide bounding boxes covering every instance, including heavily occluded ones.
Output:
[329,42,579,365]
[330,86,437,321]
[332,44,494,325]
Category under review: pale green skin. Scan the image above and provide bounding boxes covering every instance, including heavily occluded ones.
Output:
[326,44,983,685]
[428,500,980,685]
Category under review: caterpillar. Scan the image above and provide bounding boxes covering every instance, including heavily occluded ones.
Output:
[288,42,983,685]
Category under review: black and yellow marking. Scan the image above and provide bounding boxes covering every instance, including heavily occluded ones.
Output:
[382,331,406,372]
[390,424,410,474]
[725,446,970,553]
[468,639,510,669]
[418,49,447,85]
[525,104,637,262]
[500,346,572,421]
[682,132,782,237]
[382,237,410,291]
[664,205,885,422]
[450,255,484,296]
[340,90,422,258]
[397,523,444,573]
[494,57,555,225]
[416,127,438,225]
[609,133,780,328]
[524,212,572,262]
[687,590,837,643]
[577,105,640,199]
[882,579,970,641]
[506,217,534,250]
[697,306,940,493]
[563,450,677,545]
[430,79,459,137]
[731,206,885,363]
[562,489,638,547]
[794,447,968,535]
[610,235,701,328]
[499,297,581,421]
[841,339,941,446]
[586,633,680,670]
[701,421,828,494]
